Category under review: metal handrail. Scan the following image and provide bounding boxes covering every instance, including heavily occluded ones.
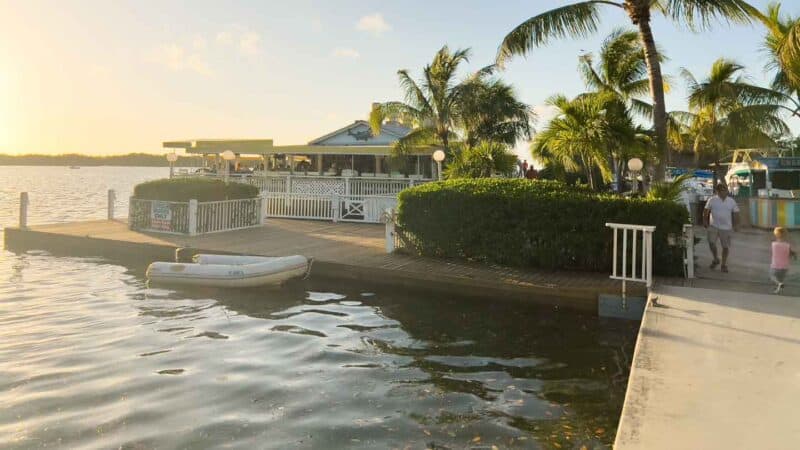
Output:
[606,223,656,298]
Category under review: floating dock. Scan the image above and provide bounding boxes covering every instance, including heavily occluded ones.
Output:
[3,219,633,312]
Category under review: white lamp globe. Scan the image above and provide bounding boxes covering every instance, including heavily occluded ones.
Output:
[221,150,236,161]
[166,152,178,163]
[627,158,643,172]
[433,150,445,162]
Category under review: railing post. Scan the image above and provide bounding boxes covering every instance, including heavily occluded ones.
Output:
[19,192,28,228]
[384,208,395,253]
[188,199,198,235]
[332,194,340,222]
[646,230,654,289]
[684,224,695,279]
[107,189,116,220]
[286,175,292,194]
[259,196,267,225]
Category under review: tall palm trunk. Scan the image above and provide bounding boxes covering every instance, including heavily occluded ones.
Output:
[627,1,668,182]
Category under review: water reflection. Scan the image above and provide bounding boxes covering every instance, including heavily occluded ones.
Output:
[0,251,636,449]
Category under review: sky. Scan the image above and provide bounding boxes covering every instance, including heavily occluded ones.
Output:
[0,0,797,159]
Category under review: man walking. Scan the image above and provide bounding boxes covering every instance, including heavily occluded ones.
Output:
[703,184,740,273]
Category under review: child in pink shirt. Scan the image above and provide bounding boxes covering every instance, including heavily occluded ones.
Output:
[770,227,796,294]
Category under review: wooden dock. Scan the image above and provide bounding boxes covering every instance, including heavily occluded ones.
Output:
[3,219,633,312]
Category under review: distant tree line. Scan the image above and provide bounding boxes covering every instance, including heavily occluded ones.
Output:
[0,153,204,166]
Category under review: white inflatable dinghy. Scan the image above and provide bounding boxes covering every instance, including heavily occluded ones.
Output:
[146,254,310,288]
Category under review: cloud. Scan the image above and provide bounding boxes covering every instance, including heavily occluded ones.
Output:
[216,27,262,56]
[238,31,261,56]
[216,31,234,45]
[192,35,207,51]
[311,17,323,32]
[356,13,391,36]
[149,43,212,76]
[332,47,360,59]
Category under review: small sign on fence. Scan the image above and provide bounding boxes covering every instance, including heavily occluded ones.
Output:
[151,201,173,231]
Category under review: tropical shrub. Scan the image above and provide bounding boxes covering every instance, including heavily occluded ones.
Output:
[133,178,259,202]
[646,173,691,202]
[445,141,517,179]
[397,178,688,275]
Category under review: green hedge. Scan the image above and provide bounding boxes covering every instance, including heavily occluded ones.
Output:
[397,178,688,276]
[133,178,259,202]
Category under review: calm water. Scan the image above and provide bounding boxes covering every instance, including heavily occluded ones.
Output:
[0,166,638,449]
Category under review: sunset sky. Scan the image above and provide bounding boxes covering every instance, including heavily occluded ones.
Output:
[0,0,796,157]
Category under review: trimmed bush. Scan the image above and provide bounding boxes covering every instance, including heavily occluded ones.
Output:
[397,178,688,276]
[133,178,259,202]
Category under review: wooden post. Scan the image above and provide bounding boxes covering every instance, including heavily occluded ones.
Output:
[107,189,116,220]
[19,192,28,228]
[188,199,198,235]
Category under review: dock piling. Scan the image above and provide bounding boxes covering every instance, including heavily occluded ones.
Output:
[107,189,116,220]
[19,192,28,229]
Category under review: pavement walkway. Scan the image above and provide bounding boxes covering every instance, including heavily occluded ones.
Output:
[675,225,799,297]
[615,285,800,449]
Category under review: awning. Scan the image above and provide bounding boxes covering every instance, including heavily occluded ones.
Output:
[164,139,437,156]
[164,139,274,154]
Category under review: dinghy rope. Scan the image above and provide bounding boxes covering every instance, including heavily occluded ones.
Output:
[303,258,314,280]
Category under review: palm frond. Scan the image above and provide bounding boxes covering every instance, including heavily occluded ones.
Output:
[496,1,619,66]
[665,0,755,30]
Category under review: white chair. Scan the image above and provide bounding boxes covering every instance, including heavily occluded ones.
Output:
[360,172,375,177]
[374,172,388,178]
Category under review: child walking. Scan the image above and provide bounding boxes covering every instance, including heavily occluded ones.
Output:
[770,227,796,294]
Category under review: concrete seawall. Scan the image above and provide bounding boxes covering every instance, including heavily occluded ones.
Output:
[4,220,639,313]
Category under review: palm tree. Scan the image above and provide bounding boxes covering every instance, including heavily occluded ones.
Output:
[578,28,665,119]
[754,3,800,118]
[531,91,647,190]
[446,141,518,178]
[369,46,473,154]
[496,0,757,181]
[674,58,790,184]
[753,2,800,90]
[457,77,534,149]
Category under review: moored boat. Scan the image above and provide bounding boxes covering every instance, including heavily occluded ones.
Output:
[146,254,310,287]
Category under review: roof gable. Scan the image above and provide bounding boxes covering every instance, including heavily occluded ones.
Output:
[308,120,410,146]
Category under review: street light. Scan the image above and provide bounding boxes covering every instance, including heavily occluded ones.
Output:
[166,152,178,178]
[628,158,643,194]
[221,150,236,182]
[433,150,445,181]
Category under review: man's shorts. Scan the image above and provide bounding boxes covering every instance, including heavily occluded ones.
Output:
[707,226,733,248]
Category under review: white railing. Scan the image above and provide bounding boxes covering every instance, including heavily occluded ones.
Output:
[129,197,265,235]
[175,172,428,196]
[606,223,656,297]
[337,195,398,223]
[264,193,335,221]
[196,197,266,234]
[263,193,397,223]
